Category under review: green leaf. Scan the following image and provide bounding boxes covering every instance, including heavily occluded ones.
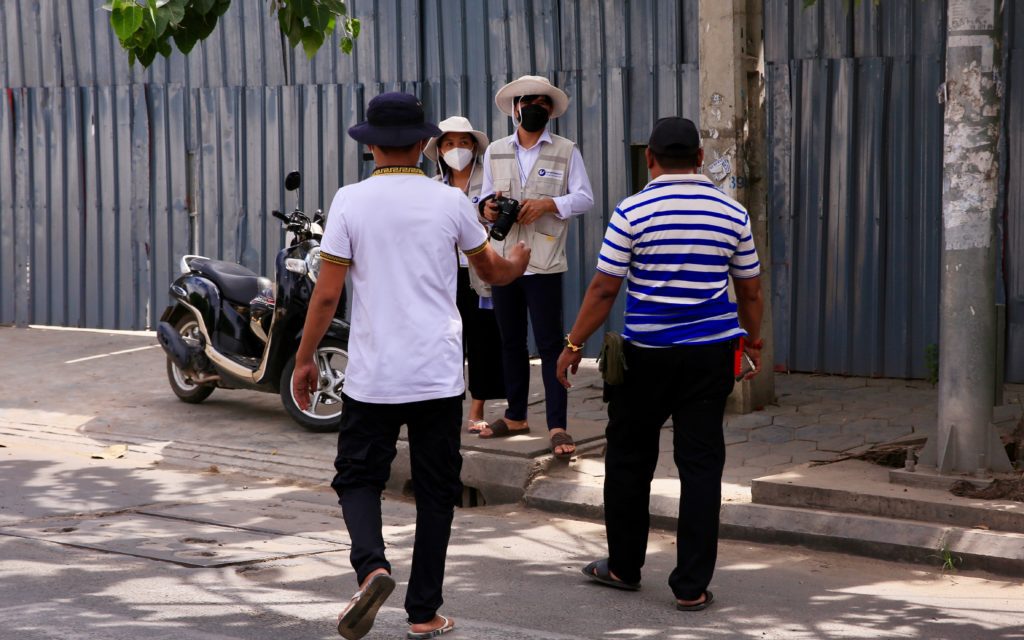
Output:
[340,35,352,54]
[803,0,816,6]
[287,13,304,48]
[172,28,199,54]
[138,44,158,67]
[322,0,346,16]
[301,26,324,58]
[162,0,186,25]
[346,17,359,38]
[194,0,217,15]
[111,4,144,41]
[212,0,231,18]
[157,37,173,57]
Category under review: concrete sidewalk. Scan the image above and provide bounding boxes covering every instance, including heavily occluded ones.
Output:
[2,326,1022,575]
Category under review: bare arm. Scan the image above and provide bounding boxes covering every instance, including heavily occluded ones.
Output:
[556,272,624,387]
[293,261,348,409]
[466,241,529,286]
[733,275,764,377]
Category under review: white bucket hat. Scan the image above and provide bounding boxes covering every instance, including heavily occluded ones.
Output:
[423,116,490,162]
[495,75,570,118]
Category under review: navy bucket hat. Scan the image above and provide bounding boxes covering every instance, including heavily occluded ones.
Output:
[348,92,441,146]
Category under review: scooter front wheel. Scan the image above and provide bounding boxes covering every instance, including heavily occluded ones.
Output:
[280,338,348,432]
[166,317,216,404]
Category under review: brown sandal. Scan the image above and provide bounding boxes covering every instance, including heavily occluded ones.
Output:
[550,431,576,459]
[478,418,531,439]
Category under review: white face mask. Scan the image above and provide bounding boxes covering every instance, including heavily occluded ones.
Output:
[442,147,474,172]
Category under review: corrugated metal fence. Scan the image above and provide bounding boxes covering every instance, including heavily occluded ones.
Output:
[0,0,699,356]
[765,0,1022,381]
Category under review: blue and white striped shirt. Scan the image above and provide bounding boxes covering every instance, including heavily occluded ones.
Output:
[597,174,760,347]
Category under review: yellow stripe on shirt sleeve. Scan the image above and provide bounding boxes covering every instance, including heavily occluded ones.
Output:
[462,240,489,257]
[321,251,352,266]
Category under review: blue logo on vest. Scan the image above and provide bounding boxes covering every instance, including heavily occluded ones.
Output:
[471,196,479,203]
[538,169,546,176]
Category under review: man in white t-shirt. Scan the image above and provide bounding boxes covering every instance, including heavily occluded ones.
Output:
[292,92,529,640]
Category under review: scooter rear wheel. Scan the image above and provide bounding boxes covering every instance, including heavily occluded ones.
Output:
[166,317,216,404]
[280,338,348,432]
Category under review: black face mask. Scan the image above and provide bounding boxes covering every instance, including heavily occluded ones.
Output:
[519,104,550,132]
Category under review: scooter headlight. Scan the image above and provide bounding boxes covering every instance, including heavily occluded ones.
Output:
[305,246,322,283]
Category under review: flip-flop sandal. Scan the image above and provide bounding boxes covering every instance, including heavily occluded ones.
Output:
[478,418,530,439]
[581,558,641,591]
[676,590,714,611]
[406,615,455,639]
[466,419,488,434]
[337,573,396,639]
[550,431,576,459]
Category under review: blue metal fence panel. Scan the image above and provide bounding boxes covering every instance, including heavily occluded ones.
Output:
[765,1,953,379]
[0,1,700,352]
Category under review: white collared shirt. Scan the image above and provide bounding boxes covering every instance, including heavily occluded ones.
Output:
[479,128,594,219]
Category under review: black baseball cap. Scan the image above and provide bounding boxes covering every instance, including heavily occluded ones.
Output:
[648,117,701,157]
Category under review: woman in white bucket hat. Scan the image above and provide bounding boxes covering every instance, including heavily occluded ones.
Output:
[425,116,506,434]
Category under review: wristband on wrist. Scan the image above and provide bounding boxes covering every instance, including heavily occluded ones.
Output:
[565,334,584,353]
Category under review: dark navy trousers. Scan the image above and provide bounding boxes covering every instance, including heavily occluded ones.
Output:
[490,272,567,430]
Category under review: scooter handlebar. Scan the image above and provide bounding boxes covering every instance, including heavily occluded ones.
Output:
[271,210,289,222]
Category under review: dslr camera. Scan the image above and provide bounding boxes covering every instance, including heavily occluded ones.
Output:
[488,195,521,241]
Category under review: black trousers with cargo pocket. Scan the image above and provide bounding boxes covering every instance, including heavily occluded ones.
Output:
[330,393,464,624]
[603,340,735,601]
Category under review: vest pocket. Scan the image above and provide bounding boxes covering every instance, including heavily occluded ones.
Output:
[529,230,561,271]
[492,178,512,196]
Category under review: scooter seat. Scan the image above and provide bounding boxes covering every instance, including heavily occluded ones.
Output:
[191,258,269,305]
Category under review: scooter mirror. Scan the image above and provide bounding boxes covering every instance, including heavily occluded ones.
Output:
[284,171,301,191]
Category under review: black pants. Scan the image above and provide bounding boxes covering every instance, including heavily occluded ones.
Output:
[604,340,735,600]
[456,267,505,400]
[490,273,566,429]
[330,394,463,624]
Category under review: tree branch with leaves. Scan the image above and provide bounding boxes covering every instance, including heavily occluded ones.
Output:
[104,0,360,68]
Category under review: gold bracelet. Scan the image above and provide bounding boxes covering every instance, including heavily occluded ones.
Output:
[565,334,584,353]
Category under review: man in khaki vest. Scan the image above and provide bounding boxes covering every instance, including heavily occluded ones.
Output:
[477,75,594,458]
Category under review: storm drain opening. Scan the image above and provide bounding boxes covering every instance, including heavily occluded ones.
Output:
[400,481,487,508]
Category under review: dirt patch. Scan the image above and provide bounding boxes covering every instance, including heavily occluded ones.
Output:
[950,477,1024,503]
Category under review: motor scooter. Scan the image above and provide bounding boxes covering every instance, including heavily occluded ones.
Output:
[156,171,348,432]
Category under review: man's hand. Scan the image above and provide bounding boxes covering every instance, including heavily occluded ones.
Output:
[742,338,763,380]
[482,191,501,222]
[506,240,531,273]
[517,198,557,226]
[556,348,582,389]
[292,356,320,411]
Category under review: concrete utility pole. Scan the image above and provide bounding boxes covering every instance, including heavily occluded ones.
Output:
[698,0,775,413]
[919,0,1012,474]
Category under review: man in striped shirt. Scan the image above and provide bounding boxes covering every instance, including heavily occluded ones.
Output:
[557,117,763,612]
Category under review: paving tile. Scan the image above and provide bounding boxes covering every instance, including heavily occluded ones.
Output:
[791,449,838,464]
[746,452,792,468]
[769,439,817,456]
[815,410,864,425]
[774,393,823,407]
[575,410,609,421]
[724,428,749,445]
[801,376,868,391]
[721,466,768,485]
[725,412,773,430]
[817,434,866,452]
[860,423,915,444]
[794,423,842,441]
[862,405,913,420]
[841,418,889,436]
[993,404,1024,423]
[795,402,845,417]
[748,425,795,444]
[766,462,803,476]
[771,414,819,429]
[725,441,772,463]
[760,404,798,416]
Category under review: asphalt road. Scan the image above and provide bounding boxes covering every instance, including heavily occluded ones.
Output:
[1,431,1022,640]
